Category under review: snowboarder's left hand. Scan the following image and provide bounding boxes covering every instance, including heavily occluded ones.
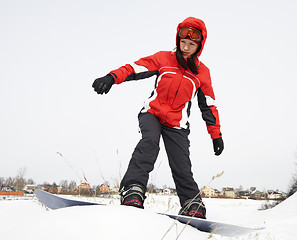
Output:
[212,137,224,156]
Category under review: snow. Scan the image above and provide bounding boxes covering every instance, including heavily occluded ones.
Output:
[1,193,296,240]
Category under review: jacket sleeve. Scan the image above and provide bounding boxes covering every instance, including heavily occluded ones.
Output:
[109,52,163,84]
[197,63,222,139]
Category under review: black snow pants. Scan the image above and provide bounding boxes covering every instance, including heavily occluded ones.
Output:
[120,112,201,206]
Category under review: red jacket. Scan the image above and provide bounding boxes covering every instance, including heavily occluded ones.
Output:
[110,18,221,139]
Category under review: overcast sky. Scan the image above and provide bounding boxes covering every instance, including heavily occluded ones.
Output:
[1,0,297,192]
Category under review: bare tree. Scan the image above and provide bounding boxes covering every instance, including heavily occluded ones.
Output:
[14,168,26,191]
[26,178,35,185]
[4,177,15,190]
[0,177,4,190]
[68,180,77,193]
[147,183,157,193]
[93,185,101,196]
[60,180,69,193]
[288,162,297,197]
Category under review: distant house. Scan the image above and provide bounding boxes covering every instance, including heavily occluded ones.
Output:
[163,188,171,194]
[214,189,223,197]
[266,190,283,200]
[42,184,61,194]
[110,186,119,193]
[250,190,264,199]
[78,182,91,194]
[236,190,250,198]
[202,187,215,197]
[78,182,91,190]
[24,184,37,194]
[100,184,110,193]
[222,187,235,198]
[280,192,288,198]
[1,187,13,191]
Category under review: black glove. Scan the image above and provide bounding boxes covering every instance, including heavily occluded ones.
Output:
[92,74,115,94]
[212,137,224,156]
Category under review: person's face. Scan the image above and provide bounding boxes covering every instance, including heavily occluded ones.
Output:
[179,38,199,57]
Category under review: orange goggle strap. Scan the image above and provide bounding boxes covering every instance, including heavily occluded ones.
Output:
[179,27,202,41]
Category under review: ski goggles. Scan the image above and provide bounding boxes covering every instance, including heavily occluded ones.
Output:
[178,27,202,41]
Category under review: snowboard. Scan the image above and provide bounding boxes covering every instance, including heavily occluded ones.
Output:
[35,189,263,237]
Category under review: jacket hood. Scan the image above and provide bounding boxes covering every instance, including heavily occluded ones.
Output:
[176,17,207,57]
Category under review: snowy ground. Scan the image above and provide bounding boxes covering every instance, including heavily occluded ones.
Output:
[1,192,296,240]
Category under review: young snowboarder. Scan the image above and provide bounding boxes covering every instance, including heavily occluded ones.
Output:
[92,17,224,219]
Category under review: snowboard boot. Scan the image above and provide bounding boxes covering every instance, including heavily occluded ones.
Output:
[120,184,146,209]
[179,199,206,219]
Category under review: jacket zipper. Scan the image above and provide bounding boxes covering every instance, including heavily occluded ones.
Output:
[170,70,185,107]
[163,71,185,125]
